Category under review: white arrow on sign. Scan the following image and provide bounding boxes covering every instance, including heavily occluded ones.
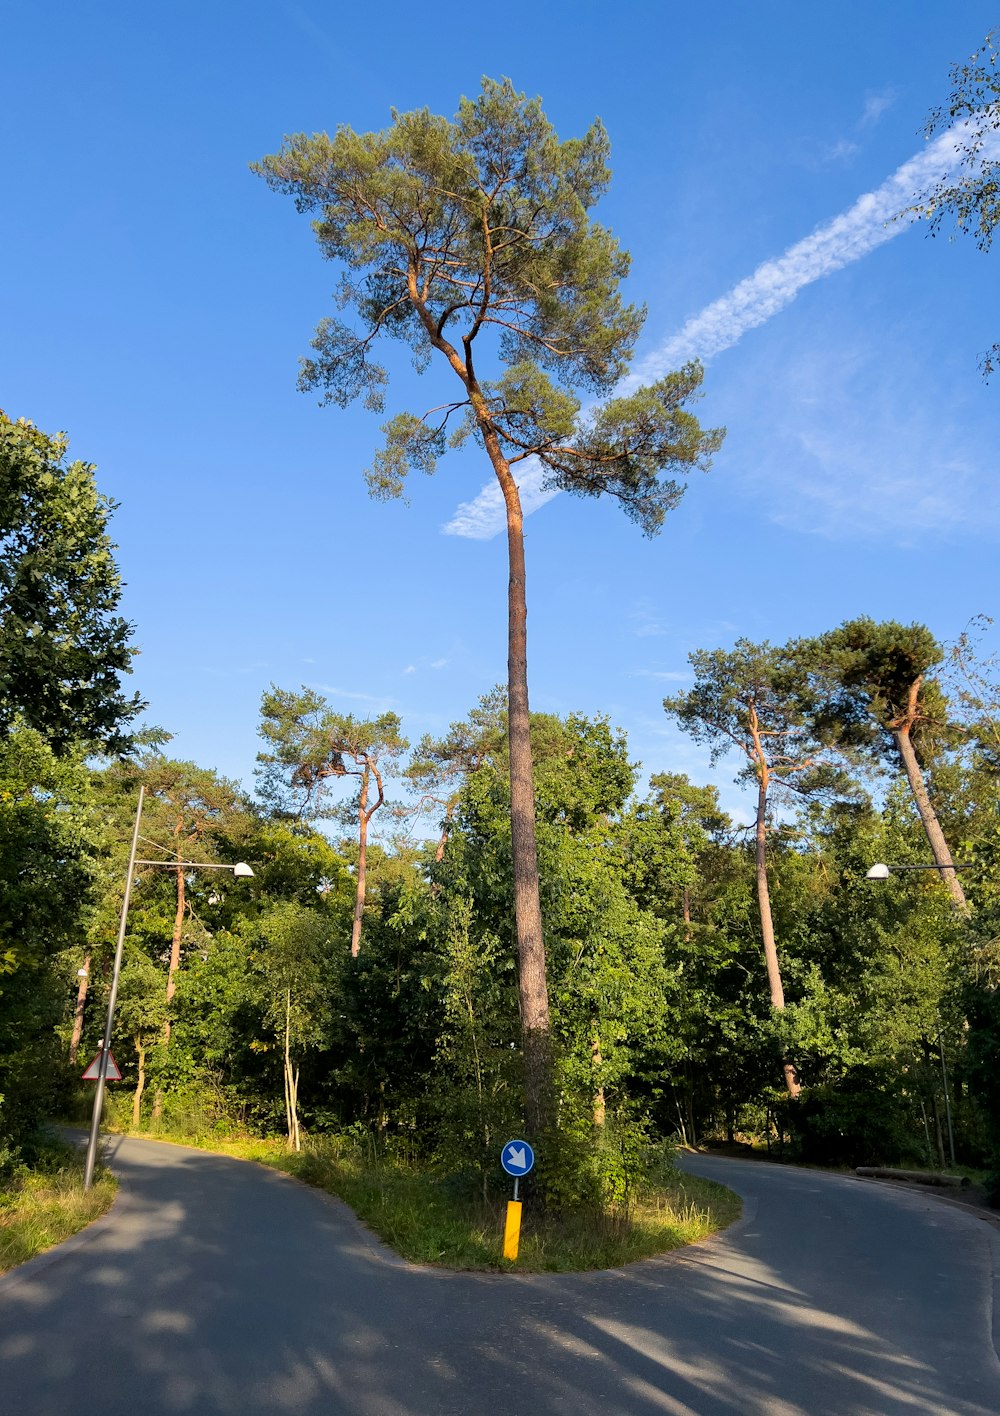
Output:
[505,1145,528,1171]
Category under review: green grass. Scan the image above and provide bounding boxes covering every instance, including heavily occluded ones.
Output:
[122,1130,741,1271]
[0,1149,116,1275]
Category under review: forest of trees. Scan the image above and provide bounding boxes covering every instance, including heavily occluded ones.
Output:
[3,410,1000,1202]
[3,61,999,1213]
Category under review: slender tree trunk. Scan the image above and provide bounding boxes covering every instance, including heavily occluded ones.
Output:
[495,456,553,1137]
[754,774,801,1099]
[416,306,553,1134]
[591,1024,605,1128]
[919,1097,934,1166]
[132,1039,146,1129]
[434,801,455,864]
[894,721,970,916]
[163,857,186,1045]
[283,989,300,1151]
[932,1095,946,1169]
[153,854,186,1120]
[69,952,91,1064]
[352,769,369,959]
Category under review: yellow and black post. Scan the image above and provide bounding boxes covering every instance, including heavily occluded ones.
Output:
[503,1176,523,1261]
[499,1139,534,1263]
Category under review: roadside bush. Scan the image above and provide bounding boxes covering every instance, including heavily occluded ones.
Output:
[789,1066,921,1167]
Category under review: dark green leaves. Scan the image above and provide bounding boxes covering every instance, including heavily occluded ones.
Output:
[0,413,144,754]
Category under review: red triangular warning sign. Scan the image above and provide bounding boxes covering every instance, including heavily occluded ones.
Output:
[82,1048,122,1081]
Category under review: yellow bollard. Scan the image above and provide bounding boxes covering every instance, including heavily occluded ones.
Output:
[503,1199,522,1261]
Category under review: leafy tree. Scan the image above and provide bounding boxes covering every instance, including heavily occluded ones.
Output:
[0,412,144,753]
[257,688,407,956]
[641,772,730,928]
[134,758,245,1047]
[113,949,168,1129]
[801,618,969,915]
[428,707,675,1202]
[913,29,999,378]
[0,727,98,1160]
[78,755,250,1122]
[618,774,737,1142]
[404,688,506,860]
[945,614,1000,770]
[233,818,351,912]
[665,641,852,1097]
[246,903,336,1150]
[254,78,724,1133]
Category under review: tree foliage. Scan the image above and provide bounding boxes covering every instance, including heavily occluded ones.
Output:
[0,412,143,753]
[915,29,1000,378]
[255,78,724,1138]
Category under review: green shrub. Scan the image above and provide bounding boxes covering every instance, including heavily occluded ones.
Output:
[788,1066,923,1168]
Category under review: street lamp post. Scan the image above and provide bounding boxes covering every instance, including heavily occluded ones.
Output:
[83,789,254,1189]
[865,862,972,879]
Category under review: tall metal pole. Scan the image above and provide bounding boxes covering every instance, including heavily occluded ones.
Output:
[84,786,144,1190]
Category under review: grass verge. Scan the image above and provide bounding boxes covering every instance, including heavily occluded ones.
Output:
[118,1130,740,1271]
[0,1143,117,1276]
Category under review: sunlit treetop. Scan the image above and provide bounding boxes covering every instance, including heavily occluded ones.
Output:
[255,78,723,534]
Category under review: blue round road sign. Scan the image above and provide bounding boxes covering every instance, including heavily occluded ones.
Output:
[500,1139,535,1176]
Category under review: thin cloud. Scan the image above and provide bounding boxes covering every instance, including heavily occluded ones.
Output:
[859,90,896,128]
[629,668,691,682]
[823,138,860,164]
[632,122,1000,380]
[401,657,449,675]
[308,683,399,707]
[629,602,668,639]
[730,338,1000,541]
[443,122,998,541]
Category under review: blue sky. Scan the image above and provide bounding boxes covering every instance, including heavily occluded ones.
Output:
[3,3,997,825]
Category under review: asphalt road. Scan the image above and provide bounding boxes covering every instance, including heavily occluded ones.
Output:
[2,1136,999,1415]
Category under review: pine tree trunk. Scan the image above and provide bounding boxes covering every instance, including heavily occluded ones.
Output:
[153,856,186,1120]
[497,460,553,1137]
[163,858,186,1044]
[69,952,90,1064]
[283,989,300,1151]
[351,769,369,958]
[894,724,970,916]
[755,776,800,1098]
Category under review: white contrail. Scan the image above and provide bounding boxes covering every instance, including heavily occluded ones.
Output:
[629,124,995,381]
[444,124,997,541]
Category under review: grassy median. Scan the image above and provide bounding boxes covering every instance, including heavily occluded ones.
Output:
[129,1130,740,1272]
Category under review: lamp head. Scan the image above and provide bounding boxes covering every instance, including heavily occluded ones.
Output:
[866,863,891,880]
[232,862,254,878]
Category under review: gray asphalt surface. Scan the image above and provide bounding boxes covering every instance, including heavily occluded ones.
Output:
[1,1136,998,1415]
